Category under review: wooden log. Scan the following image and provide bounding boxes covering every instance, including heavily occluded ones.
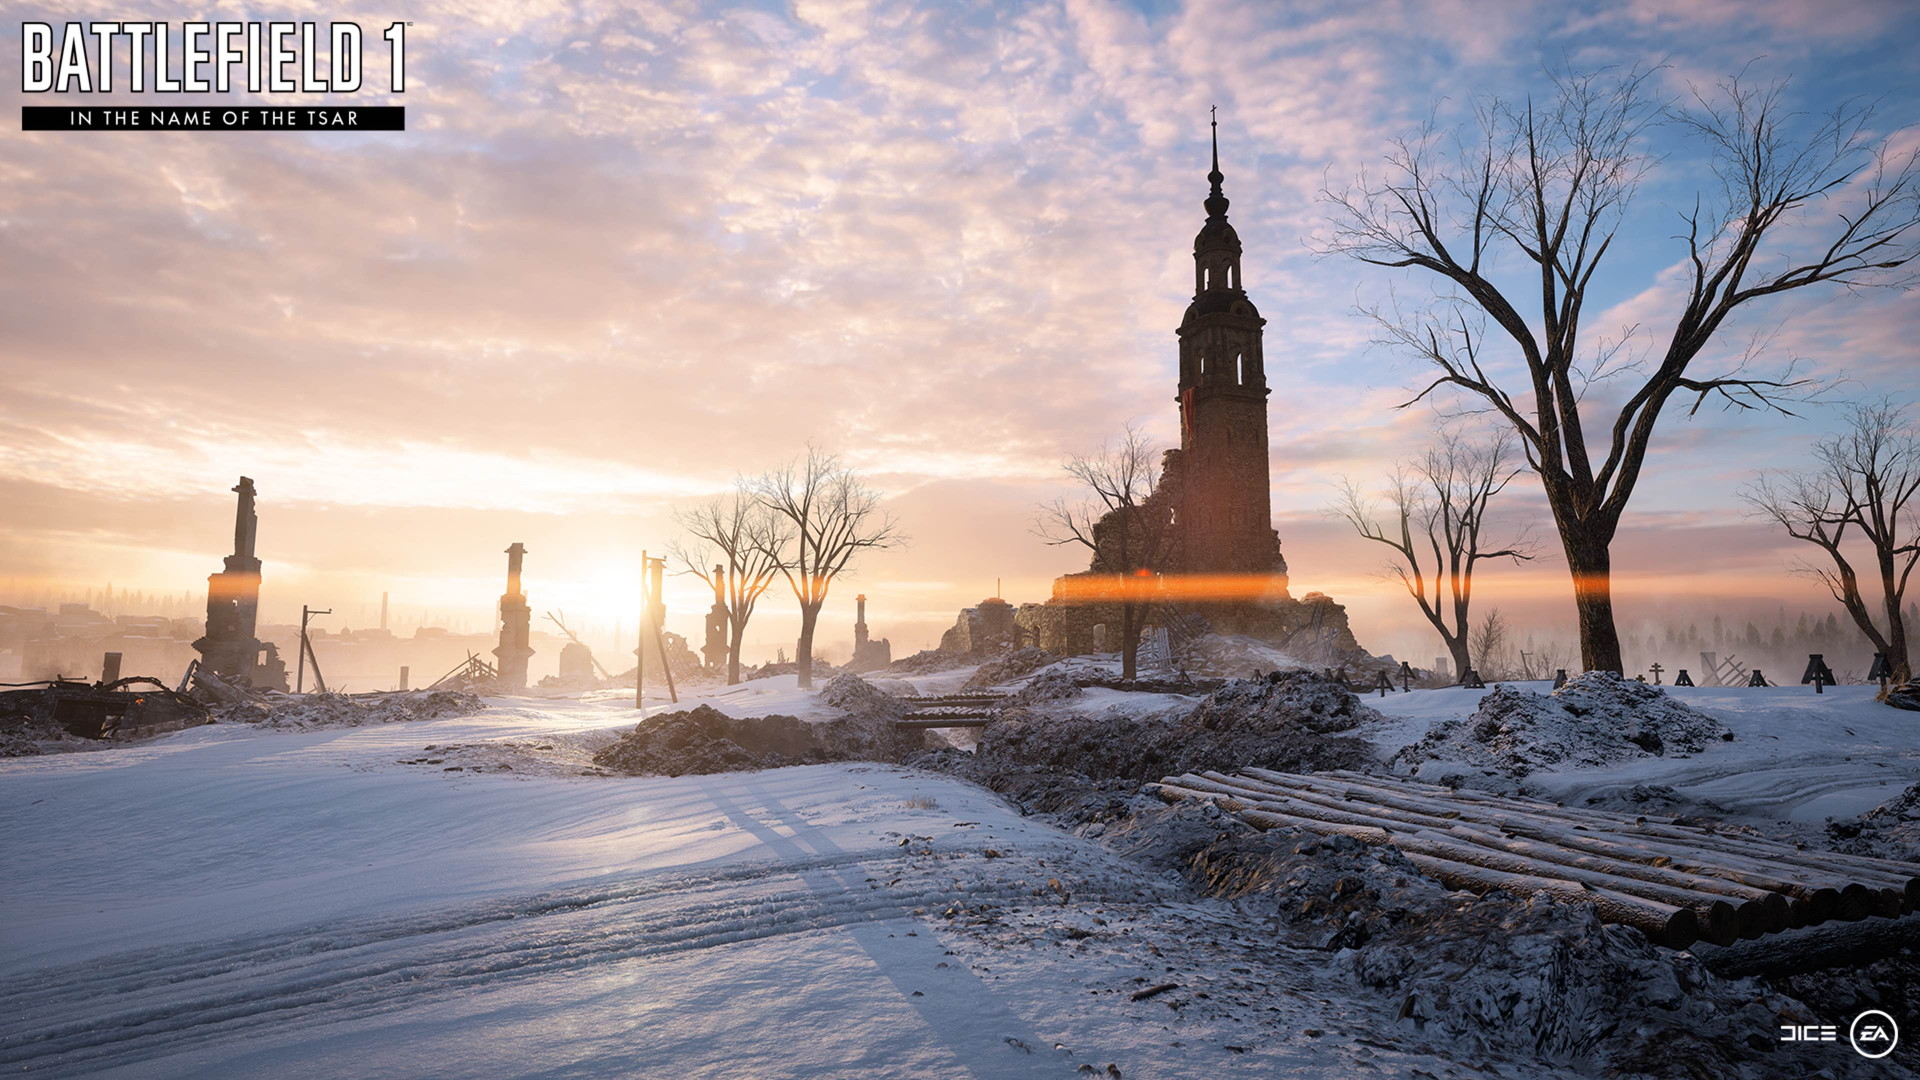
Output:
[1231,770,1888,917]
[1434,825,1788,936]
[1494,821,1844,922]
[1391,829,1740,946]
[1163,778,1746,943]
[1287,773,1916,908]
[1398,851,1700,950]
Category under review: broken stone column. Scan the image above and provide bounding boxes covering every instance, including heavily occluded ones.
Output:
[492,542,534,690]
[702,564,728,671]
[192,477,289,691]
[849,593,891,672]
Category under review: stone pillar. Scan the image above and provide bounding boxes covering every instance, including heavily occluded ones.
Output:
[702,564,728,671]
[493,542,534,690]
[192,476,289,691]
[398,665,410,691]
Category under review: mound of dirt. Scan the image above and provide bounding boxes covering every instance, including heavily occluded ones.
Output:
[1093,800,1838,1079]
[1004,667,1081,708]
[220,690,486,730]
[595,675,924,776]
[1395,672,1730,778]
[887,648,971,675]
[973,671,1380,785]
[962,647,1058,688]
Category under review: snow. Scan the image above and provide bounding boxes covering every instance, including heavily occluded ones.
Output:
[5,670,1913,1077]
[0,682,1453,1079]
[1360,681,1920,823]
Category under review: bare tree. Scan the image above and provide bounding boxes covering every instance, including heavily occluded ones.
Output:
[754,447,906,690]
[669,485,789,685]
[1336,429,1535,679]
[1746,400,1920,684]
[1469,607,1512,681]
[1035,425,1178,680]
[1325,66,1920,673]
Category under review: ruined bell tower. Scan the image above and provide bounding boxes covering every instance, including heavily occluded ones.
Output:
[1174,115,1286,588]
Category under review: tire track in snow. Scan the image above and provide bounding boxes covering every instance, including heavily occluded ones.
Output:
[0,845,1094,1077]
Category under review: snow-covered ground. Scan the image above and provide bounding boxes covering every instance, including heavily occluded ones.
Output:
[2,679,1468,1079]
[5,670,1913,1078]
[1358,681,1920,822]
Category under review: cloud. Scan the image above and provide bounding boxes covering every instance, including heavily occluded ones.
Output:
[1,0,1916,663]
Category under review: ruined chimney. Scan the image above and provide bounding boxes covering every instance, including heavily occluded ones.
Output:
[493,542,534,690]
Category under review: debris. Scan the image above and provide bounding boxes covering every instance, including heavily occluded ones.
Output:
[0,677,208,743]
[215,690,484,730]
[1394,671,1729,778]
[1130,982,1179,1001]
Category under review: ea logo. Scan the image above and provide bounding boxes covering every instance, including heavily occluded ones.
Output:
[1850,1009,1899,1059]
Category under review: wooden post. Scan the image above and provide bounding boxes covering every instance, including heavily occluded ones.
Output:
[635,550,648,713]
[101,651,122,684]
[398,666,409,691]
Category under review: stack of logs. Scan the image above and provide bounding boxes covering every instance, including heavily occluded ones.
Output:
[1153,768,1920,950]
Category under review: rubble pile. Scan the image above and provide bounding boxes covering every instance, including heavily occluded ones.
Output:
[962,647,1058,688]
[886,648,970,674]
[218,690,486,730]
[970,671,1379,785]
[594,674,924,777]
[746,659,843,682]
[1175,633,1311,680]
[1395,672,1730,778]
[0,714,92,757]
[1004,667,1081,708]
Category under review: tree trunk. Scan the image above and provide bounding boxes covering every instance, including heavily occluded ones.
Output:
[727,619,747,686]
[1121,602,1140,680]
[1881,551,1913,684]
[795,602,821,689]
[1448,637,1470,683]
[1564,530,1624,674]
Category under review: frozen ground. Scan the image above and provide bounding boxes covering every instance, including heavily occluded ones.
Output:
[1,678,1488,1079]
[1358,680,1920,823]
[4,671,1915,1078]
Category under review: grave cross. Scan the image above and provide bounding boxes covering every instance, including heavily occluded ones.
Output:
[1868,652,1893,690]
[1800,654,1836,694]
[1648,663,1664,685]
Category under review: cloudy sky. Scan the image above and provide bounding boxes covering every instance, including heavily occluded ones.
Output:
[3,0,1918,670]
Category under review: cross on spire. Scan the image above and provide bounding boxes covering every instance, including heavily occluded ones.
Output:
[1204,105,1228,218]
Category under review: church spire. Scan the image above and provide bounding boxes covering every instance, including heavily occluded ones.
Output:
[1205,105,1229,219]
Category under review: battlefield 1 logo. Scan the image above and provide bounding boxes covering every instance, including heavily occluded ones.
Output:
[17,20,409,132]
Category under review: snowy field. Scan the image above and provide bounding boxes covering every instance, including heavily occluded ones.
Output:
[3,672,1914,1078]
[2,678,1456,1079]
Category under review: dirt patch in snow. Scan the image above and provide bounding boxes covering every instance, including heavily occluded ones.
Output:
[1394,672,1731,779]
[1823,781,1920,864]
[215,690,487,730]
[887,648,971,675]
[594,674,926,776]
[953,672,1381,789]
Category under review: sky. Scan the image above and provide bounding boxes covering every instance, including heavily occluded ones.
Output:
[2,0,1918,672]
